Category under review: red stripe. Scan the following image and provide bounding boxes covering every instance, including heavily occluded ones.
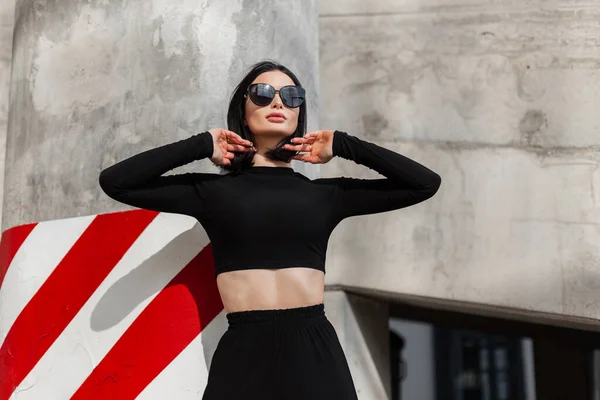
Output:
[71,245,222,400]
[0,223,38,289]
[0,210,158,400]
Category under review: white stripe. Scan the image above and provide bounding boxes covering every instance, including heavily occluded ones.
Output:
[0,215,95,347]
[136,310,228,400]
[11,213,210,400]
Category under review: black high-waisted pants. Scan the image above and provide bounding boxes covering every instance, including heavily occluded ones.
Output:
[201,303,359,400]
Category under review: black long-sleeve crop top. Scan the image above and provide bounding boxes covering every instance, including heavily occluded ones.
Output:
[98,130,441,278]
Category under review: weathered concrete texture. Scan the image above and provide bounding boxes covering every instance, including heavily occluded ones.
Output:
[319,0,600,17]
[0,0,15,232]
[319,2,600,148]
[319,2,600,327]
[326,144,600,319]
[3,0,319,228]
[325,290,391,400]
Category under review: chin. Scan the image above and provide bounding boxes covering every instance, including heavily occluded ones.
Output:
[251,123,295,137]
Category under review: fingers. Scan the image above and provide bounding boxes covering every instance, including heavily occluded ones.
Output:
[222,145,253,160]
[291,154,317,163]
[227,143,253,152]
[283,143,313,152]
[225,131,252,146]
[303,131,320,140]
[285,136,316,152]
[219,142,254,167]
[290,136,315,144]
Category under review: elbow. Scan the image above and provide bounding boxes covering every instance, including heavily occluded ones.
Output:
[422,172,442,199]
[432,172,442,192]
[98,169,111,192]
[98,168,120,198]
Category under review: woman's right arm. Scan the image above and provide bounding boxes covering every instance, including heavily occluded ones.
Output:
[98,131,215,216]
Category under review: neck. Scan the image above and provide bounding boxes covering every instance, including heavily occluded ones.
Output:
[251,152,291,168]
[250,135,291,168]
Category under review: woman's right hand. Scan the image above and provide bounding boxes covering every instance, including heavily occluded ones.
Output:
[208,128,254,166]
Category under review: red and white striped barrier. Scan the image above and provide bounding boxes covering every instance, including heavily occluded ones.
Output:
[0,210,226,399]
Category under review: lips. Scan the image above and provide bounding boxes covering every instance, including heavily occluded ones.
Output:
[266,113,286,120]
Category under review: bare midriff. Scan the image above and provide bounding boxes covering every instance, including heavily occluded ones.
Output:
[216,267,325,314]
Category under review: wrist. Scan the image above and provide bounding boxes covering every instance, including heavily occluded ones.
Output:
[195,131,215,159]
[332,130,348,158]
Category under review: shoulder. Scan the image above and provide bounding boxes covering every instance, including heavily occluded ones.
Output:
[310,176,351,186]
[189,171,225,181]
[175,172,227,190]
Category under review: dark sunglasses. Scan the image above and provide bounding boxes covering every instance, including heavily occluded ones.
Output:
[244,83,306,108]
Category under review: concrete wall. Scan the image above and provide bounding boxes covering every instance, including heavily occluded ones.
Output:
[319,0,600,329]
[0,0,15,232]
[325,291,391,400]
[3,0,319,229]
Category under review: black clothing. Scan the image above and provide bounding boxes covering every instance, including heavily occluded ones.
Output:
[99,130,441,278]
[201,303,358,400]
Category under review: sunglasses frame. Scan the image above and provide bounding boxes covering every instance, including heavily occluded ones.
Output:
[244,83,305,108]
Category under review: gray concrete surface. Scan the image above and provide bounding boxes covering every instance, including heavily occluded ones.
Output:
[325,290,391,400]
[0,0,14,233]
[319,0,600,329]
[2,0,319,229]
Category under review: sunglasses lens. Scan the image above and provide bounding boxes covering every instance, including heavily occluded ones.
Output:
[281,86,305,108]
[247,84,306,108]
[249,84,274,106]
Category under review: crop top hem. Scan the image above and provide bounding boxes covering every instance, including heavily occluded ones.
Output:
[214,261,326,278]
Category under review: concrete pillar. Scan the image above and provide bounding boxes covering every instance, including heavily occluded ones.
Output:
[3,0,319,229]
[325,290,391,400]
[0,0,15,233]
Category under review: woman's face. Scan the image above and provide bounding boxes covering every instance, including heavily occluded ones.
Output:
[244,70,300,139]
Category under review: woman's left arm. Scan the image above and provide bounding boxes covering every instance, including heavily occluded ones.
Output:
[296,130,442,221]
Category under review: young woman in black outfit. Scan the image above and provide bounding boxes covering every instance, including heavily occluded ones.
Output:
[99,60,441,399]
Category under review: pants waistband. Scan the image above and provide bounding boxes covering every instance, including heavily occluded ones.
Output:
[226,303,325,328]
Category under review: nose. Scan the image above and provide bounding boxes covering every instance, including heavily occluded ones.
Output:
[271,92,283,108]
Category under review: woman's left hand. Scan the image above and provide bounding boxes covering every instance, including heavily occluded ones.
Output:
[284,130,335,164]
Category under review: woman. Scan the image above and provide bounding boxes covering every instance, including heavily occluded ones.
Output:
[99,60,441,399]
